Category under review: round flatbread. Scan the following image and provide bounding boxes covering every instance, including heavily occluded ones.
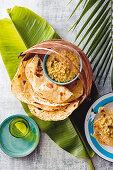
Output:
[11,59,70,111]
[28,83,69,106]
[28,100,79,121]
[25,55,74,104]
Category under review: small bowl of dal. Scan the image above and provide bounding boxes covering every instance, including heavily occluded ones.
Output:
[43,45,82,85]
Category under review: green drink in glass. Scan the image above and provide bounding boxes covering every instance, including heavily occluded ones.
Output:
[9,117,30,138]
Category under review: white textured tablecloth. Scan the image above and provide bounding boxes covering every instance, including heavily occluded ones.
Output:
[0,0,113,169]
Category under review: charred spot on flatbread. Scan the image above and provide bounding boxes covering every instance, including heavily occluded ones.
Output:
[18,74,21,78]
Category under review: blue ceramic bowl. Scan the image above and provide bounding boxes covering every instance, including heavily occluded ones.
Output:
[0,114,40,157]
[43,48,82,85]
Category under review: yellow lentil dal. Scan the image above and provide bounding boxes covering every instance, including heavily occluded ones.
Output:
[46,49,80,83]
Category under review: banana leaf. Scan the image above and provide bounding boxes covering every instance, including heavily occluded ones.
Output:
[0,6,98,169]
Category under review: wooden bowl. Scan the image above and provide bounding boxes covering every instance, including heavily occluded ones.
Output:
[20,39,93,105]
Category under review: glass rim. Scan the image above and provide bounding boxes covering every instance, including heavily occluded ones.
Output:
[9,117,30,138]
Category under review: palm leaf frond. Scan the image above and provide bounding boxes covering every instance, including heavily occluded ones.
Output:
[94,43,112,75]
[103,56,113,85]
[68,0,113,86]
[84,17,110,53]
[68,0,84,19]
[84,0,88,7]
[78,5,110,46]
[76,0,109,43]
[98,50,112,83]
[70,0,99,31]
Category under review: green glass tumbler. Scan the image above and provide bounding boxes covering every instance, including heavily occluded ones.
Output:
[9,117,30,138]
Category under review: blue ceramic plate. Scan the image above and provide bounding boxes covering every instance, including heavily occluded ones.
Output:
[85,93,113,162]
[0,115,40,157]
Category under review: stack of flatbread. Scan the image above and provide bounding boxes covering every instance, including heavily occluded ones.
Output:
[11,40,92,121]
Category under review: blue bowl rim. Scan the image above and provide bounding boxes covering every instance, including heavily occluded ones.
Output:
[0,114,40,157]
[43,47,82,85]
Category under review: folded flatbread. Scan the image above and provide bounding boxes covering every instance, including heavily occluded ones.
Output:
[25,55,74,104]
[28,101,79,121]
